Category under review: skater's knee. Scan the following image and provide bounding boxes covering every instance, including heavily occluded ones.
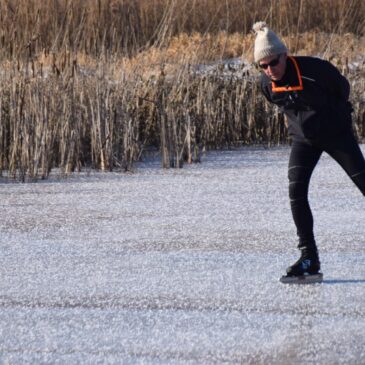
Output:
[289,180,309,201]
[288,165,312,182]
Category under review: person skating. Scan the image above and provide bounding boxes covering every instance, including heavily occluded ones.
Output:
[252,21,365,283]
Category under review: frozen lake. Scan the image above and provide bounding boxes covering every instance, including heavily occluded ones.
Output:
[1,146,365,364]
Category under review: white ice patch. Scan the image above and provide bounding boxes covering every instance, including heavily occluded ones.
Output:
[0,145,365,364]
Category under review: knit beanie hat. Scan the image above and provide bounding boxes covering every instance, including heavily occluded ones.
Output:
[252,21,288,62]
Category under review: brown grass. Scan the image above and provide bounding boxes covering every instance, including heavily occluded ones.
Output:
[0,0,364,180]
[0,0,364,60]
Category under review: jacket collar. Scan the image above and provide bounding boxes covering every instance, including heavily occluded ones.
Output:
[271,56,303,92]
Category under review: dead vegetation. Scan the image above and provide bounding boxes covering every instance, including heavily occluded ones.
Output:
[0,0,364,180]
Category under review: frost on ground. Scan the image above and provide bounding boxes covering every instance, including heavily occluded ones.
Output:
[0,146,364,365]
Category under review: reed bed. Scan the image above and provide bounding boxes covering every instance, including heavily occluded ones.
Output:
[0,0,364,180]
[0,0,364,59]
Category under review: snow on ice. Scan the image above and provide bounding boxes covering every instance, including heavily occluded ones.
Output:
[0,146,364,364]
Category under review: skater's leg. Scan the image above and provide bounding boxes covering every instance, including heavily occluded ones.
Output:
[288,141,322,247]
[286,141,323,278]
[325,130,365,195]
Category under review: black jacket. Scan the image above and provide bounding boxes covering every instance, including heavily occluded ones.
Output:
[260,56,353,144]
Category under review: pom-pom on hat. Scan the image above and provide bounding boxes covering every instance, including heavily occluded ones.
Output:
[252,21,288,62]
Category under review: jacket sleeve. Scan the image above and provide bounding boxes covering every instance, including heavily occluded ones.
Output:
[320,60,350,101]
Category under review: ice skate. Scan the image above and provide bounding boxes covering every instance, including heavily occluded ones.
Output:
[280,246,323,284]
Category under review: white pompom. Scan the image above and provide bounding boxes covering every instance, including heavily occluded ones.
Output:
[252,21,268,33]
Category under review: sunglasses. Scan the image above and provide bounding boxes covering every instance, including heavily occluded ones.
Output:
[258,55,282,69]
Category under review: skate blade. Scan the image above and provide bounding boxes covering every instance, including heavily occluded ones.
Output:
[280,273,323,284]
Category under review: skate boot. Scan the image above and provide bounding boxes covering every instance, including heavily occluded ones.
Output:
[280,245,323,284]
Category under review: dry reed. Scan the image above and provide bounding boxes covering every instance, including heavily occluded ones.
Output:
[0,0,364,180]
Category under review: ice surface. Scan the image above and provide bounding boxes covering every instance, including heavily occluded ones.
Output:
[1,146,365,364]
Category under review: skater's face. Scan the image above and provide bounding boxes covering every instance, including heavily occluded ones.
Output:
[259,53,287,81]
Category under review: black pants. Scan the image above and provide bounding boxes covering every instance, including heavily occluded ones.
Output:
[288,130,365,248]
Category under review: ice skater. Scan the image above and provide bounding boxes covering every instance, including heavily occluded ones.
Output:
[252,21,365,283]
